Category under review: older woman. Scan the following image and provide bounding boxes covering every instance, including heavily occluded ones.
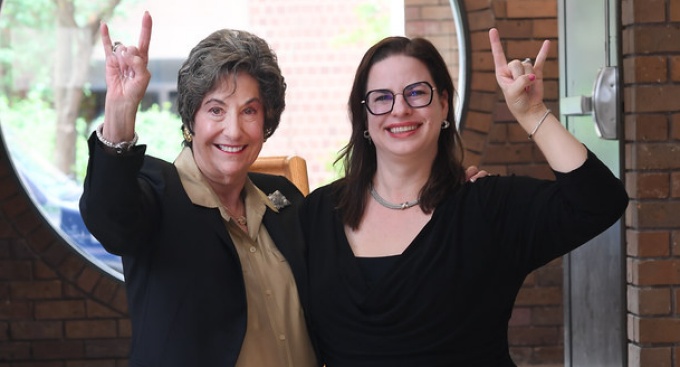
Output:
[80,12,318,367]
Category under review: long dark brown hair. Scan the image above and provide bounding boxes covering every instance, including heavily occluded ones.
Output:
[335,36,466,230]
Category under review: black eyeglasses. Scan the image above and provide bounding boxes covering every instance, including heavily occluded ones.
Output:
[361,81,436,116]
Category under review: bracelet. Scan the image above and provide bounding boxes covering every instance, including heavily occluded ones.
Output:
[528,109,551,140]
[96,123,138,153]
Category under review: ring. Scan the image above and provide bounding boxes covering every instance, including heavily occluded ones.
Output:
[522,58,532,65]
[112,41,122,53]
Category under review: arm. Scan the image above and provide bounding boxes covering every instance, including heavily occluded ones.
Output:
[99,11,153,146]
[489,28,586,173]
[79,13,159,255]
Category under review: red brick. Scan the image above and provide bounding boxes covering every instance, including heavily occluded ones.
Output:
[533,19,558,38]
[509,307,531,326]
[86,300,123,319]
[630,316,680,343]
[531,306,562,326]
[34,261,58,280]
[627,230,671,257]
[623,25,680,54]
[84,339,130,358]
[672,113,680,140]
[462,130,488,153]
[66,320,117,339]
[629,143,680,170]
[672,231,680,258]
[625,85,680,113]
[0,260,32,280]
[629,258,680,286]
[623,56,668,84]
[35,300,86,320]
[10,281,62,300]
[483,144,534,164]
[626,172,670,199]
[625,114,669,142]
[671,0,680,21]
[10,321,63,340]
[508,326,561,346]
[627,286,672,315]
[630,201,680,228]
[515,286,562,306]
[32,340,84,359]
[68,360,118,367]
[506,0,557,18]
[628,344,673,367]
[0,341,31,360]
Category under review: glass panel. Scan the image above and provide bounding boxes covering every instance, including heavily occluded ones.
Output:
[0,0,467,278]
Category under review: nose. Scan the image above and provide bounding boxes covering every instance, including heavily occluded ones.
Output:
[391,93,412,115]
[220,111,243,137]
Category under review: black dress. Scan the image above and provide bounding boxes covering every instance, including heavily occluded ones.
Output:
[299,150,628,367]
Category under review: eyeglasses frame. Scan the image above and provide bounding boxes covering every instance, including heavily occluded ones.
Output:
[361,81,437,116]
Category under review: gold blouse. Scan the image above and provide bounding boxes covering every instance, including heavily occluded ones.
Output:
[174,148,316,367]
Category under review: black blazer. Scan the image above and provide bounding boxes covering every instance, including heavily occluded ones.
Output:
[79,134,312,367]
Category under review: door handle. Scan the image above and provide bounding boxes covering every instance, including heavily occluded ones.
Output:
[559,66,619,140]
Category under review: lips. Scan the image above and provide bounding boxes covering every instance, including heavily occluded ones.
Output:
[216,144,245,153]
[387,124,419,134]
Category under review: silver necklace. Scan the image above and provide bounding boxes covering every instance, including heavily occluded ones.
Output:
[369,184,420,210]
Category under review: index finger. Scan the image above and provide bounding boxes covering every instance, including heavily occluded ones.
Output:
[488,28,508,71]
[100,21,113,58]
[137,11,153,59]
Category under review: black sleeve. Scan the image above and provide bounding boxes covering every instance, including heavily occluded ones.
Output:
[79,132,162,256]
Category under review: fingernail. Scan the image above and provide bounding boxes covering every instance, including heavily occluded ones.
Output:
[528,74,536,81]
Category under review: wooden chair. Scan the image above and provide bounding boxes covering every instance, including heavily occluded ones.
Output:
[249,156,309,196]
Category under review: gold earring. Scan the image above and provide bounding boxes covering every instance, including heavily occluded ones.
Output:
[182,125,193,143]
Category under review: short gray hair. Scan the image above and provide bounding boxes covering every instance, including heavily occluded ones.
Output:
[177,29,286,142]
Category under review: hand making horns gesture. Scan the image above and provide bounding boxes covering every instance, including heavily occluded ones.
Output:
[99,11,153,144]
[488,27,587,172]
[488,27,550,123]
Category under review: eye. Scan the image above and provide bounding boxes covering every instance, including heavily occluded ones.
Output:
[371,92,394,104]
[208,106,224,115]
[405,85,428,97]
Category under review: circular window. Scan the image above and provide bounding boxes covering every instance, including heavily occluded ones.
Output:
[0,0,468,279]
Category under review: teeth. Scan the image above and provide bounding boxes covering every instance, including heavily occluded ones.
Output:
[389,125,418,133]
[217,145,244,153]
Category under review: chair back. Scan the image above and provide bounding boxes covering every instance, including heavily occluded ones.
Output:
[249,156,309,196]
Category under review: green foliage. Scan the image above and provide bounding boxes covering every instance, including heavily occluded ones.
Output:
[331,3,391,47]
[0,0,56,29]
[0,91,181,184]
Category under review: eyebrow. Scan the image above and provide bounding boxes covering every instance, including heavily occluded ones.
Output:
[203,96,262,107]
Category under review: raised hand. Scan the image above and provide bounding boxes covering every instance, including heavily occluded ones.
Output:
[100,11,153,143]
[488,28,549,121]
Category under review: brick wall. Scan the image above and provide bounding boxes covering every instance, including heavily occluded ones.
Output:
[622,0,680,365]
[0,149,131,365]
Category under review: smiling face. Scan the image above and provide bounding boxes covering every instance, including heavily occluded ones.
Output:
[191,72,265,191]
[365,54,449,163]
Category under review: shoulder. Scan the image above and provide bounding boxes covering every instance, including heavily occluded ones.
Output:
[248,172,304,203]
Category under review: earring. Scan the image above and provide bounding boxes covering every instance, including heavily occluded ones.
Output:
[363,130,372,143]
[182,125,193,143]
[441,120,451,130]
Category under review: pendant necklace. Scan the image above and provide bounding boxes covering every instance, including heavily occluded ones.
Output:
[224,206,248,230]
[369,184,420,210]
